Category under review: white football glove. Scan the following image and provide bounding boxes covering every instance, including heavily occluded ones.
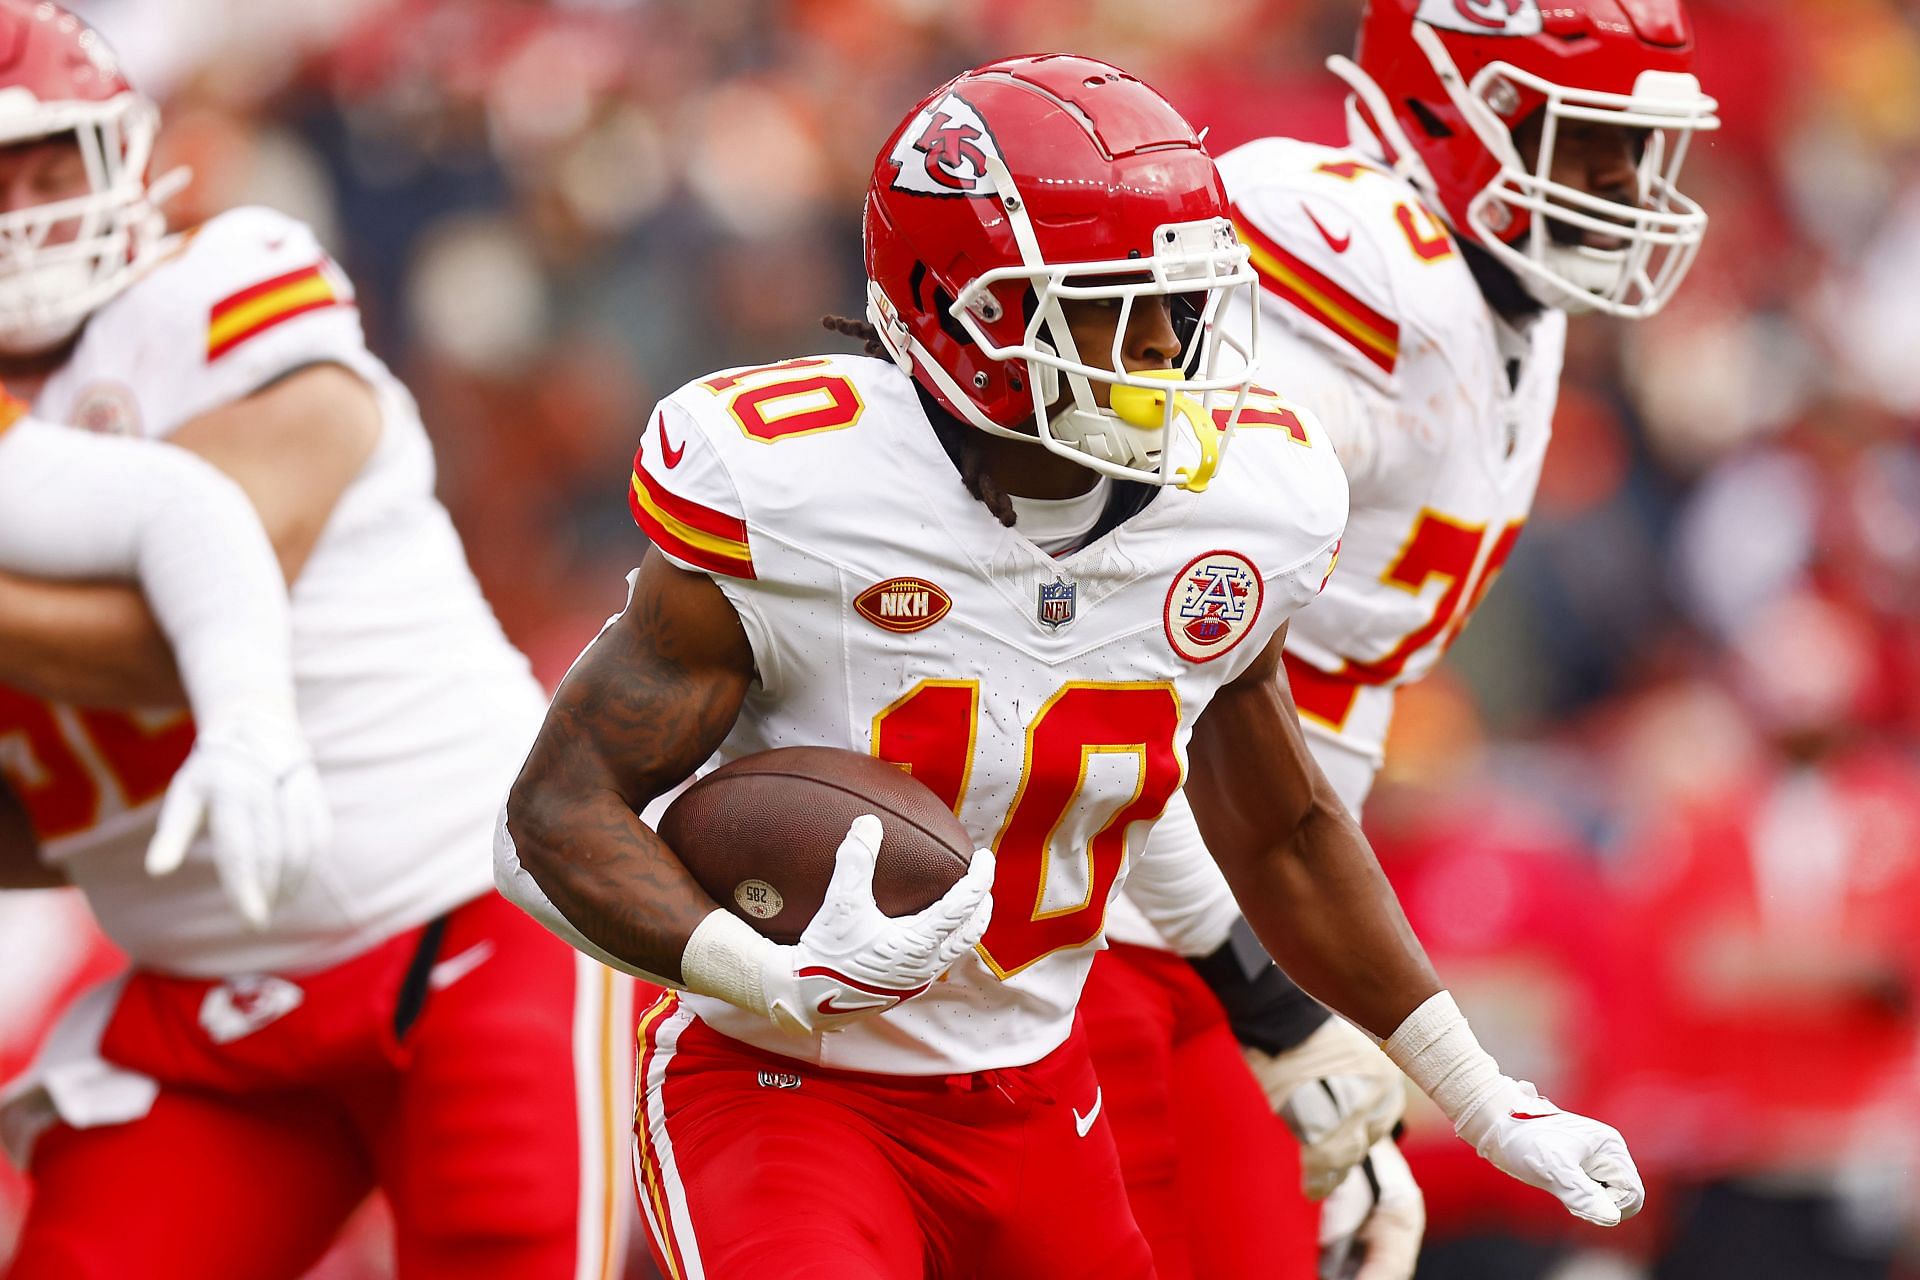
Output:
[145,715,331,930]
[758,815,994,1034]
[1385,992,1645,1228]
[1460,1079,1644,1227]
[1317,1139,1425,1280]
[1249,1014,1408,1199]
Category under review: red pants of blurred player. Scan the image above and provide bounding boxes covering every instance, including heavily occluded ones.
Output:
[1079,942,1318,1280]
[633,991,1155,1280]
[4,892,632,1280]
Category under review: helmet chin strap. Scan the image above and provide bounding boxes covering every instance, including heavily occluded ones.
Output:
[1042,370,1225,491]
[1527,239,1627,313]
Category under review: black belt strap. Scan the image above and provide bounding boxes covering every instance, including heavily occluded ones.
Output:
[392,913,451,1042]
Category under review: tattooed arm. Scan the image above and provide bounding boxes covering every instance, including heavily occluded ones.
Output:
[499,547,755,982]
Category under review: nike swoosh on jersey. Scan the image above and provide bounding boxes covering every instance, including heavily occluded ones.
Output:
[1509,1110,1559,1121]
[658,412,687,469]
[1303,204,1352,254]
[1073,1086,1104,1138]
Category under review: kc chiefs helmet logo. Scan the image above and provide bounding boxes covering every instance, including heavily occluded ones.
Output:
[1416,0,1542,35]
[889,92,1005,198]
[914,112,989,191]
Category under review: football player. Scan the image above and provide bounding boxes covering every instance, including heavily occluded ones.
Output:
[0,404,326,914]
[0,5,631,1277]
[1090,2,1721,1276]
[499,53,1645,1280]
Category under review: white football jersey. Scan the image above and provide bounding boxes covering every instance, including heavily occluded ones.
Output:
[632,353,1345,1074]
[0,207,548,977]
[1224,137,1563,797]
[1109,137,1566,954]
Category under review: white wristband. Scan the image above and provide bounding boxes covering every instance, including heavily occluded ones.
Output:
[681,909,777,1020]
[1381,991,1505,1141]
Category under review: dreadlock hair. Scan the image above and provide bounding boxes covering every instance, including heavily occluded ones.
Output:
[821,315,1017,527]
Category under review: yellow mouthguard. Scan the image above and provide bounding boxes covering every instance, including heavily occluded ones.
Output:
[1107,369,1225,492]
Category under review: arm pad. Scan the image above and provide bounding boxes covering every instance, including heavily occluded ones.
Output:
[0,420,298,728]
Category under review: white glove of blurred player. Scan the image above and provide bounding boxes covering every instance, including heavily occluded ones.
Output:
[758,815,994,1035]
[1386,992,1645,1227]
[146,713,331,930]
[1317,1139,1425,1280]
[1247,1014,1408,1199]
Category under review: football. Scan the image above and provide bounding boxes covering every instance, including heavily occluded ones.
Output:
[658,746,975,945]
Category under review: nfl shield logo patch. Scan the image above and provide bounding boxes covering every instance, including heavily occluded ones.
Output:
[1037,578,1077,629]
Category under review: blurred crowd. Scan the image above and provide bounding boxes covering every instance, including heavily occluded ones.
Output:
[1,0,1916,1276]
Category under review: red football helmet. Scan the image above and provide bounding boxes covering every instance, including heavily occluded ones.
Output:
[0,1,180,353]
[864,54,1259,490]
[1332,0,1719,317]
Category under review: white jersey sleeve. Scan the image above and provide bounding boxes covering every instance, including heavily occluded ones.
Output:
[78,208,374,432]
[0,415,296,730]
[623,397,788,697]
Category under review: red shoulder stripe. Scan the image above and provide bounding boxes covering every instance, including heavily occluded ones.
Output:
[1232,205,1399,376]
[206,262,352,362]
[627,435,755,579]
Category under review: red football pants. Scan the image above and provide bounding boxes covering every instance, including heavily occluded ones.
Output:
[5,892,632,1280]
[632,992,1155,1280]
[1079,942,1318,1280]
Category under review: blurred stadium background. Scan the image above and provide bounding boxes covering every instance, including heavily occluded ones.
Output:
[1,0,1916,1277]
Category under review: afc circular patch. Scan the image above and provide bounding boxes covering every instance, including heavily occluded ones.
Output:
[70,381,141,437]
[1165,550,1263,663]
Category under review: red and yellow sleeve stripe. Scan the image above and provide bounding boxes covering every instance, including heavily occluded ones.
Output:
[627,434,755,579]
[207,262,350,363]
[1232,205,1399,377]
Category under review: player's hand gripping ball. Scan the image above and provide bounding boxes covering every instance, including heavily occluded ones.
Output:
[660,746,978,943]
[665,748,994,1034]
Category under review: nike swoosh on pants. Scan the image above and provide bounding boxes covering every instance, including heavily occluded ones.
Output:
[1073,1086,1103,1138]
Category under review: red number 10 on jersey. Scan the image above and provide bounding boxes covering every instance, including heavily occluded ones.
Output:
[873,679,1183,978]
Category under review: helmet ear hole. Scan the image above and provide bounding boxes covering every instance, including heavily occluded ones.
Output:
[930,284,973,348]
[1406,98,1454,140]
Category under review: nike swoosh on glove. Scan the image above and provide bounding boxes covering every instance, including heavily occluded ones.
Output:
[146,715,331,930]
[1250,1014,1408,1199]
[760,815,994,1035]
[1459,1081,1645,1227]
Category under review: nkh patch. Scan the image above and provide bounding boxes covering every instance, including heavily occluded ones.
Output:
[1165,551,1263,663]
[888,92,1005,197]
[1037,578,1077,629]
[1416,0,1543,37]
[855,576,952,634]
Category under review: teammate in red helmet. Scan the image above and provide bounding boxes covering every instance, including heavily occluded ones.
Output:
[499,52,1648,1280]
[1087,3,1719,1276]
